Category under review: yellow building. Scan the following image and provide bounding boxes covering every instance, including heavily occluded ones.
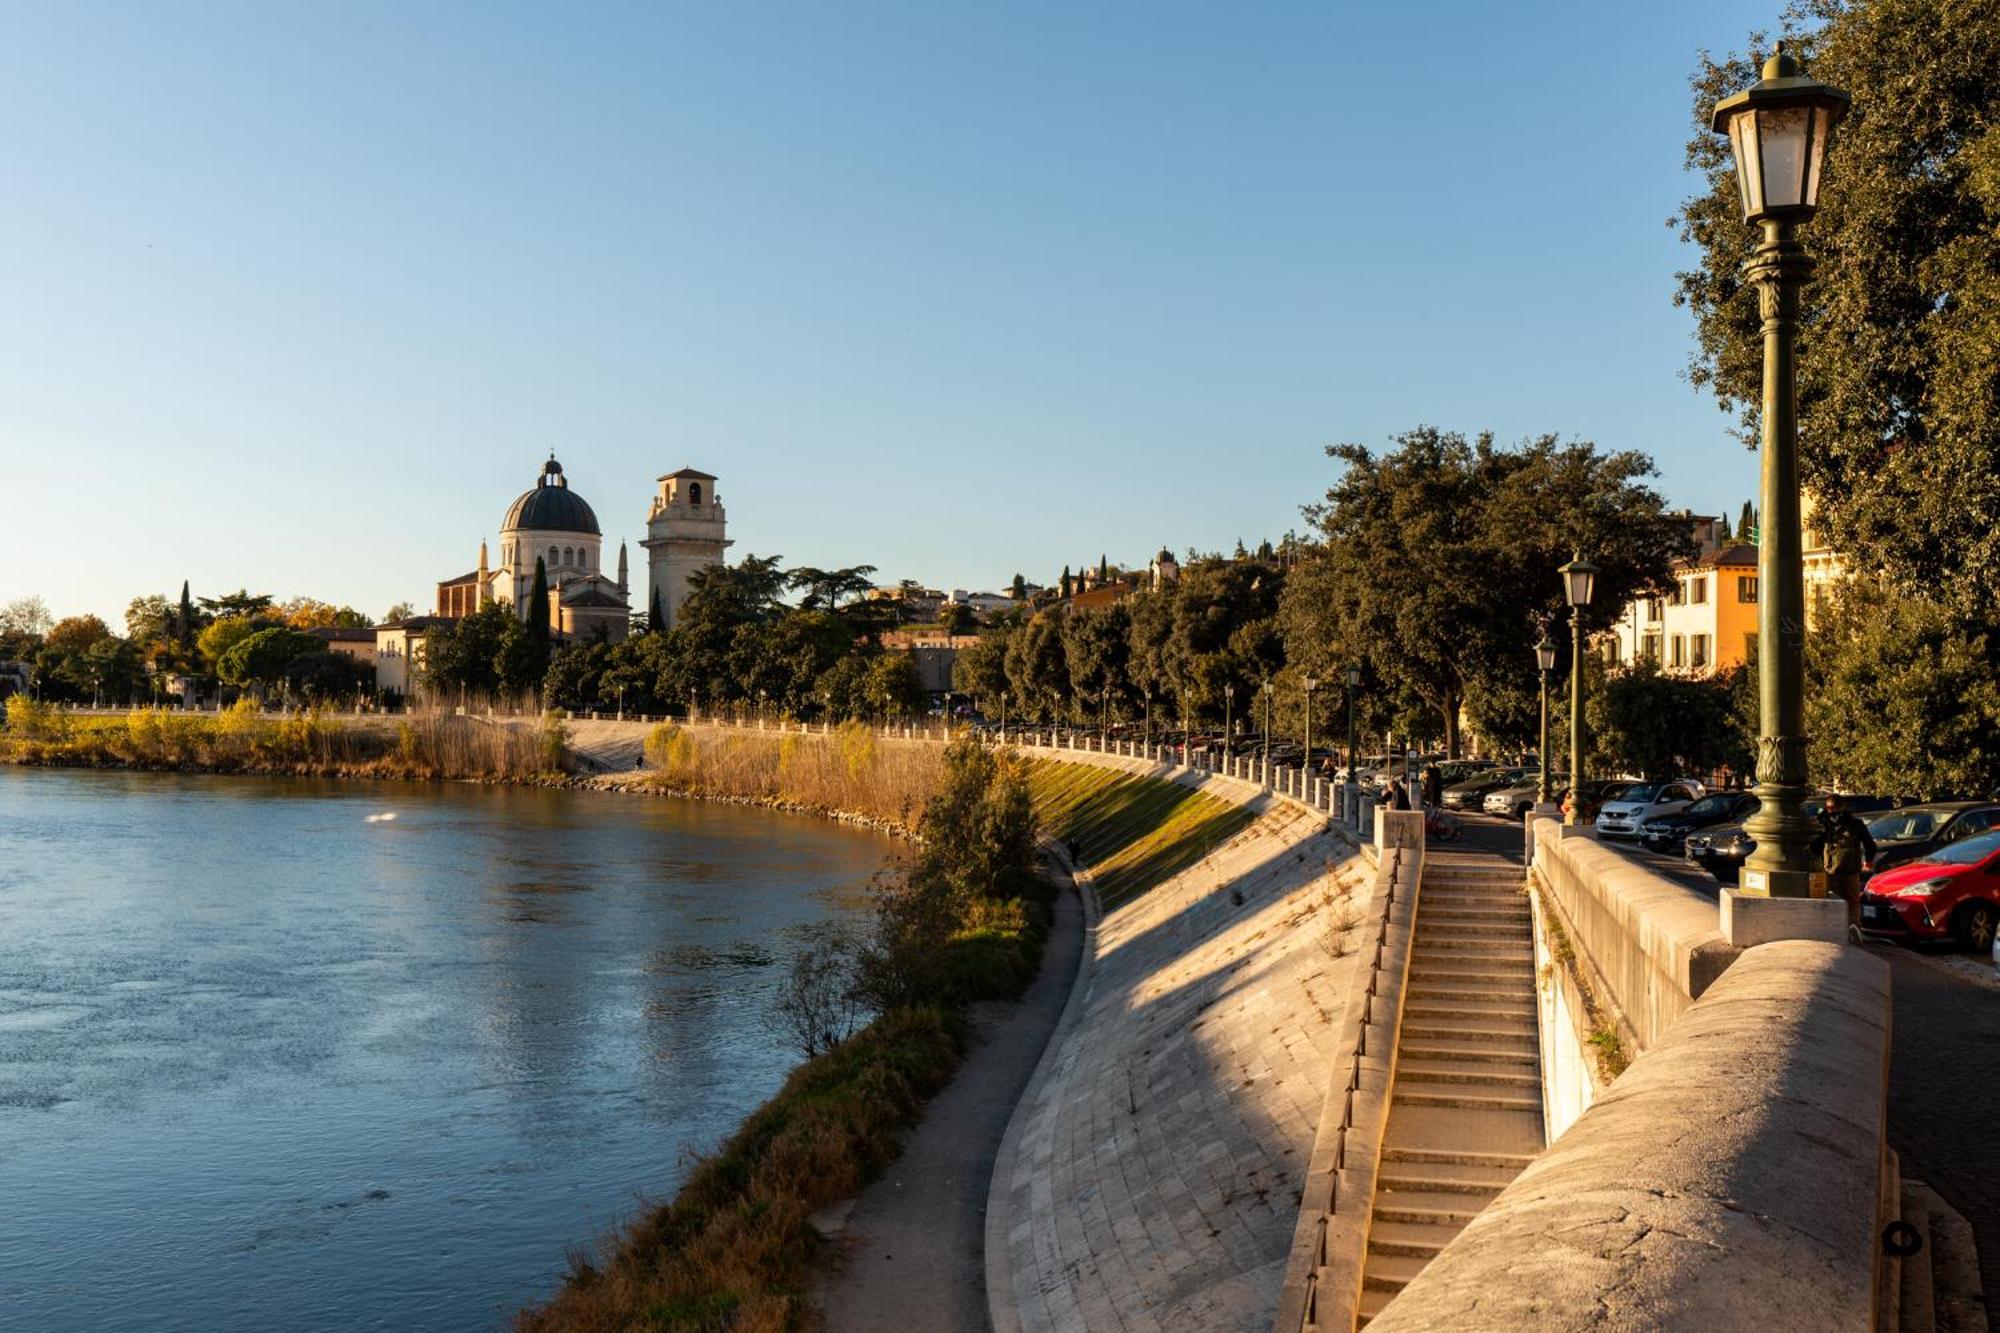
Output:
[1603,522,1760,678]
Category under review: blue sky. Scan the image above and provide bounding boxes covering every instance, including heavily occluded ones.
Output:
[2,1,1778,626]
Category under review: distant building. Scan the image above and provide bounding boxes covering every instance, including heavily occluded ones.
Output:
[1604,543,1760,677]
[642,468,731,632]
[374,616,458,698]
[945,590,1015,615]
[306,626,377,670]
[436,457,632,642]
[1148,548,1180,590]
[1801,490,1845,628]
[881,630,981,695]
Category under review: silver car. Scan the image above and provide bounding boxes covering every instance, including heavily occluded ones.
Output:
[1482,775,1561,821]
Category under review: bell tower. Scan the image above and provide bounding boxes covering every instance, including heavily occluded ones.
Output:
[642,467,731,632]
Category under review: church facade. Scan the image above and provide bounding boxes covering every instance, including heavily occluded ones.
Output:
[435,457,730,642]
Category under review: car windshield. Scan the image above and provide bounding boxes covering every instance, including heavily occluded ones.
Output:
[1919,830,2000,866]
[1685,794,1732,816]
[1870,809,1945,842]
[1617,783,1662,803]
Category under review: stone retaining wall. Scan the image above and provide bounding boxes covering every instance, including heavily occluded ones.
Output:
[1365,940,1893,1332]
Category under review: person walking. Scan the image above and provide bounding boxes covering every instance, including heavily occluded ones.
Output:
[1817,793,1877,942]
[1421,764,1443,810]
[1386,777,1412,811]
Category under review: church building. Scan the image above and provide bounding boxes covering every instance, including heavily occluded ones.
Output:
[434,457,732,643]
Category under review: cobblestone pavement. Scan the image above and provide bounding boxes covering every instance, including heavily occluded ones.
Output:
[994,802,1370,1333]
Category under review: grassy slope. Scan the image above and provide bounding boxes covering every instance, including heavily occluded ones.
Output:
[1025,759,1257,909]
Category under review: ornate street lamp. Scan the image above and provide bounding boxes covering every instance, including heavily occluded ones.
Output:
[1343,665,1361,786]
[1559,554,1599,826]
[1143,687,1153,749]
[1224,683,1235,754]
[1535,634,1557,804]
[1000,689,1008,738]
[1713,42,1849,897]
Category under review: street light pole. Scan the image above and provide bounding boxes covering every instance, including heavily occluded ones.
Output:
[1144,689,1152,750]
[1302,675,1317,782]
[1343,666,1360,785]
[1261,680,1272,772]
[1713,43,1849,898]
[1559,555,1599,826]
[1224,684,1234,759]
[1535,635,1556,804]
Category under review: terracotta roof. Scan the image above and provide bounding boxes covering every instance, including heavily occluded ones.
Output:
[1701,543,1759,568]
[437,570,479,586]
[308,627,376,642]
[661,467,718,481]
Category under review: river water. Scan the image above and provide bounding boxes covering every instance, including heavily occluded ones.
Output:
[0,768,889,1332]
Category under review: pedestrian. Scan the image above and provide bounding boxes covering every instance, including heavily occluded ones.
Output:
[1817,793,1877,941]
[1386,777,1412,811]
[1421,764,1443,809]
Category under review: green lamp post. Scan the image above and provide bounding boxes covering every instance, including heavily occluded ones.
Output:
[1343,665,1361,786]
[1261,679,1273,773]
[1713,42,1849,897]
[1535,633,1557,805]
[1301,675,1318,784]
[1559,554,1598,826]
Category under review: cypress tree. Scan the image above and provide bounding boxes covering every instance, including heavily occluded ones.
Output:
[1059,565,1072,599]
[649,586,666,635]
[1010,572,1026,599]
[1097,553,1108,582]
[1739,500,1757,544]
[525,557,552,678]
[177,580,193,646]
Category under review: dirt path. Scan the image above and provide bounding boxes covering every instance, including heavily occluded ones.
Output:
[817,865,1086,1332]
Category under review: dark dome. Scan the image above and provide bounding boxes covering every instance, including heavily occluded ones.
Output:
[503,461,601,535]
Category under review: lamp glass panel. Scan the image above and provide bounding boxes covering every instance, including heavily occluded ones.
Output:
[1536,642,1557,671]
[1803,104,1833,207]
[1730,111,1762,219]
[1757,105,1810,209]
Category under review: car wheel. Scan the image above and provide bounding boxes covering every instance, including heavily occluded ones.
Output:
[1953,901,1997,953]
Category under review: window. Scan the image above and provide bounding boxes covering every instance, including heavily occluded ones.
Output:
[1691,634,1710,670]
[1647,597,1664,622]
[548,545,558,566]
[563,546,574,567]
[1738,575,1758,603]
[1642,632,1661,664]
[1669,582,1686,607]
[1603,639,1620,665]
[1690,575,1707,605]
[688,481,703,505]
[1670,635,1686,668]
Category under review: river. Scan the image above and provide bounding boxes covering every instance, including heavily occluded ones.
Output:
[0,767,890,1332]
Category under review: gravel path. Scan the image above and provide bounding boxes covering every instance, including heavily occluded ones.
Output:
[817,866,1086,1333]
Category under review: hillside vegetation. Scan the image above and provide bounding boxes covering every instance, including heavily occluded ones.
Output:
[1026,759,1257,908]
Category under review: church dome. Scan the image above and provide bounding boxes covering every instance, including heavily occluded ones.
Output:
[502,457,601,535]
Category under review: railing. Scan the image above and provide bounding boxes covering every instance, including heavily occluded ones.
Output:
[1276,809,1426,1332]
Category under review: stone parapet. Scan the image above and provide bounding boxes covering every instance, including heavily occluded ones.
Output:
[1530,816,1739,1052]
[1364,940,1893,1332]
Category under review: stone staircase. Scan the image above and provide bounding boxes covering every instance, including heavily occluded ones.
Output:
[1357,852,1546,1326]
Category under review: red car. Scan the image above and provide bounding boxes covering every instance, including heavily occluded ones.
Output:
[1859,828,2000,950]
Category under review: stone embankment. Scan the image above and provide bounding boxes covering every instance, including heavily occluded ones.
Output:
[986,746,1373,1333]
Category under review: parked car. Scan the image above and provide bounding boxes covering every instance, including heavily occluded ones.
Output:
[1595,780,1706,838]
[1859,828,2000,951]
[1442,767,1530,810]
[1637,791,1761,855]
[1684,793,1902,885]
[1483,774,1564,821]
[1555,779,1636,824]
[1865,802,2000,877]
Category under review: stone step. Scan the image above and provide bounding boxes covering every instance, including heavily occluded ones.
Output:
[1404,998,1536,1022]
[1393,1058,1541,1090]
[1401,1019,1538,1045]
[1415,917,1532,935]
[1399,1040,1538,1066]
[1407,970,1535,990]
[1385,1145,1541,1172]
[1408,940,1528,960]
[1362,1251,1428,1291]
[1418,901,1530,919]
[1367,1218,1454,1259]
[1391,1080,1542,1113]
[1357,1284,1395,1324]
[1378,1156,1527,1191]
[1373,1198,1483,1229]
[1383,1103,1546,1159]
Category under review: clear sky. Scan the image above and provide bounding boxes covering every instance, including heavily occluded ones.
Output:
[3,1,1779,627]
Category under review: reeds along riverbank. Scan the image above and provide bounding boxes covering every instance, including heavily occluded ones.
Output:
[0,699,570,781]
[634,721,950,833]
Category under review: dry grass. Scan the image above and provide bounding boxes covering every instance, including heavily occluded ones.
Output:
[0,699,572,781]
[636,722,948,831]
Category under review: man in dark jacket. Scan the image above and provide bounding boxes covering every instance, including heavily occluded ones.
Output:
[1817,793,1877,939]
[1386,778,1412,811]
[1420,764,1443,810]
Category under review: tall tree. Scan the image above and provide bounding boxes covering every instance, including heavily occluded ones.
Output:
[177,581,194,646]
[1281,428,1689,756]
[196,589,275,619]
[1675,0,2000,604]
[648,586,666,635]
[1010,572,1027,600]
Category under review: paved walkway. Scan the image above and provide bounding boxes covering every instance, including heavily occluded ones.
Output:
[818,861,1087,1332]
[992,802,1370,1333]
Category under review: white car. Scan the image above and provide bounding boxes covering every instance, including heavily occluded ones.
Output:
[1595,780,1706,838]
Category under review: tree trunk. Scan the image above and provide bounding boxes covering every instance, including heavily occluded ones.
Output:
[1443,694,1462,759]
